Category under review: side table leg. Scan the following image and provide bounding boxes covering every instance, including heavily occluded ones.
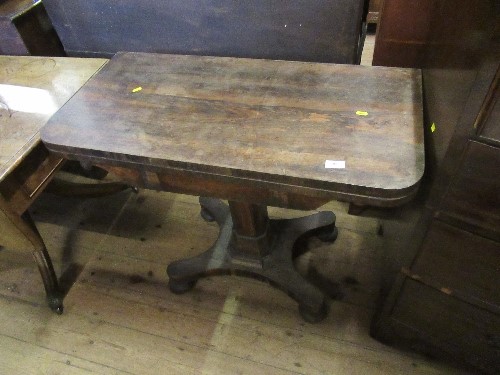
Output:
[32,246,63,314]
[22,212,63,314]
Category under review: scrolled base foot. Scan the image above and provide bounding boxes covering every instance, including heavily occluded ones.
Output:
[299,300,328,323]
[168,279,197,295]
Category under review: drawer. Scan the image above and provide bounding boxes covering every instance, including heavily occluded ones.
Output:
[392,279,500,374]
[412,220,500,307]
[12,143,63,199]
[0,143,63,215]
[439,140,500,238]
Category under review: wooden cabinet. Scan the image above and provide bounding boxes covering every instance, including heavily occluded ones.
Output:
[438,141,500,240]
[371,2,500,373]
[391,279,500,373]
[412,221,500,307]
[373,0,496,68]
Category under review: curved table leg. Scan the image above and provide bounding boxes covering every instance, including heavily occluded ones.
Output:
[32,246,63,314]
[22,212,63,314]
[167,198,337,323]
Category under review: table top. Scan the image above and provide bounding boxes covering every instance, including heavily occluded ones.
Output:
[0,56,107,181]
[41,52,424,205]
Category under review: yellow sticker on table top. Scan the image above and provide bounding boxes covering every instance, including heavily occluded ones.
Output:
[431,122,436,133]
[355,110,368,116]
[132,86,143,93]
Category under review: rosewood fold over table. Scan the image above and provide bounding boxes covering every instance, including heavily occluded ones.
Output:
[41,52,424,322]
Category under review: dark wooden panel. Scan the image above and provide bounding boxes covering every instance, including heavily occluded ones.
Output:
[421,7,499,209]
[372,0,435,67]
[0,18,29,55]
[374,1,498,200]
[0,0,34,55]
[392,279,500,374]
[412,221,500,308]
[42,0,363,63]
[438,141,500,239]
[372,4,500,375]
[100,164,330,210]
[373,0,497,69]
[0,0,63,56]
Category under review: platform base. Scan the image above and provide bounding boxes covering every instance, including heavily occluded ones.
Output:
[167,197,338,323]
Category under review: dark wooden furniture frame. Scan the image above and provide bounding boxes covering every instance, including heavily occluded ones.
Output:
[371,1,500,373]
[42,0,364,63]
[41,52,424,322]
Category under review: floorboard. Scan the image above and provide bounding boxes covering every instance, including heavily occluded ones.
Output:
[0,182,471,374]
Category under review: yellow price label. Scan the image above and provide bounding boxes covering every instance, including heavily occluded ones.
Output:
[356,110,368,116]
[132,86,143,93]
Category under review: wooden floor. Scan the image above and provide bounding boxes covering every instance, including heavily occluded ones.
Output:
[0,171,472,374]
[0,34,473,375]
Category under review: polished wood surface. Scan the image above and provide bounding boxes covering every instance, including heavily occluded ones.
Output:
[42,52,424,206]
[0,56,107,180]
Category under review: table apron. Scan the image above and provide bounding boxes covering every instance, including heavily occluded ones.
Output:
[82,160,419,210]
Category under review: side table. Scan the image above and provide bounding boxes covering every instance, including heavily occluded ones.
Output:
[0,55,107,312]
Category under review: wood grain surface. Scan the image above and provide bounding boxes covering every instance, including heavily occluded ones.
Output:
[0,56,107,180]
[41,53,424,205]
